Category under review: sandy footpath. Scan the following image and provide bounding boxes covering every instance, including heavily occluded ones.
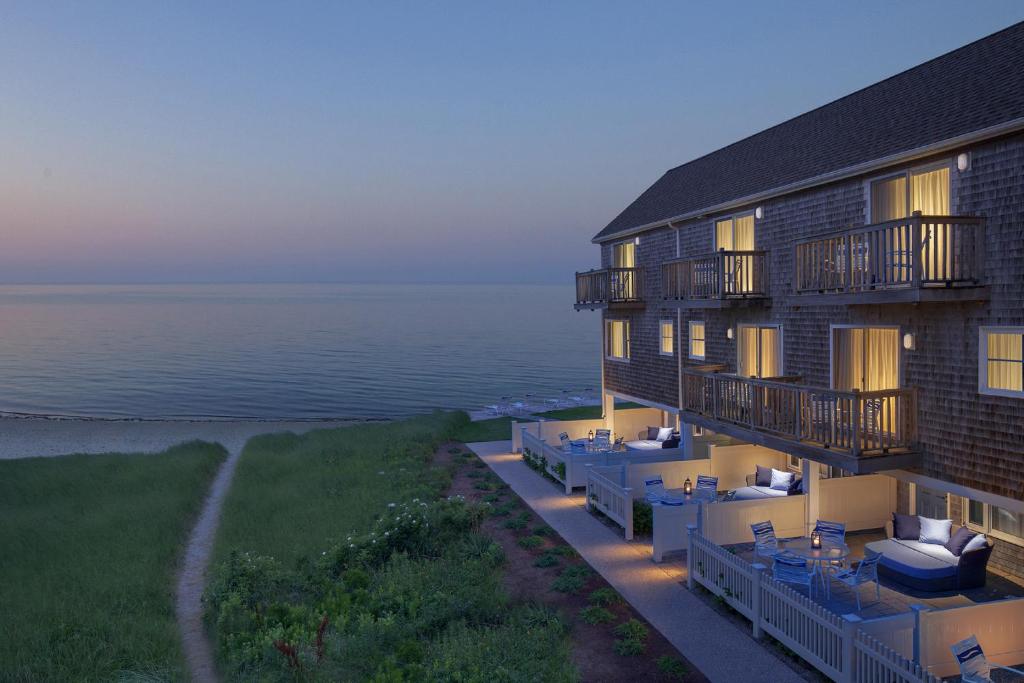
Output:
[0,415,359,460]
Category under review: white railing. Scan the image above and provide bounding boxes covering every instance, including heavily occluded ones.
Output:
[585,465,634,539]
[685,526,941,683]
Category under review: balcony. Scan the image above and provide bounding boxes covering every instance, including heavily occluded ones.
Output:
[681,365,919,473]
[661,251,769,308]
[574,267,644,310]
[793,214,987,304]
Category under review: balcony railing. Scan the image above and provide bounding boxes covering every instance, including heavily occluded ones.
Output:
[794,214,984,295]
[662,251,769,301]
[575,267,644,307]
[682,365,917,459]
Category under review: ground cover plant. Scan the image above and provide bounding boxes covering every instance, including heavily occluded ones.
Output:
[0,442,227,681]
[451,415,535,442]
[207,412,577,681]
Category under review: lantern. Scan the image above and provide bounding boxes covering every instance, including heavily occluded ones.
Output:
[811,530,822,549]
[683,478,692,496]
[588,430,594,441]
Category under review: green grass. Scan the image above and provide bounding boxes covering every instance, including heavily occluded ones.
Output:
[0,441,228,682]
[532,401,644,420]
[452,415,535,443]
[213,412,460,566]
[208,411,577,681]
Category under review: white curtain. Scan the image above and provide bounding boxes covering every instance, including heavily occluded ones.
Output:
[988,332,1023,392]
[715,219,733,251]
[606,320,630,359]
[760,327,780,378]
[738,325,780,378]
[689,322,705,359]
[612,242,635,268]
[832,327,898,391]
[832,328,864,391]
[871,176,907,222]
[912,167,951,280]
[738,326,758,377]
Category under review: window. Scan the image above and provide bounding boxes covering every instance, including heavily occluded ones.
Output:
[831,326,900,391]
[612,240,636,268]
[605,319,630,361]
[979,327,1024,397]
[737,324,782,378]
[714,213,755,251]
[659,320,674,356]
[870,164,950,222]
[916,486,948,520]
[688,321,705,360]
[962,497,1024,546]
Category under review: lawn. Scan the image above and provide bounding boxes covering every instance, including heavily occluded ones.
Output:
[0,441,227,682]
[451,415,534,443]
[208,411,577,681]
[532,401,644,421]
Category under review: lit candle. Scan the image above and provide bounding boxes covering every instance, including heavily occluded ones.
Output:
[683,478,692,496]
[588,430,594,441]
[811,530,822,549]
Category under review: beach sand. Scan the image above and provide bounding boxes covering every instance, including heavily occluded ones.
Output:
[0,415,358,460]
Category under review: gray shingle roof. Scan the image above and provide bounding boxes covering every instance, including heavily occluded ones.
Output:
[594,21,1024,242]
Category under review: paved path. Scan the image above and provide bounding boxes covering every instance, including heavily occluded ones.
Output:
[467,440,805,683]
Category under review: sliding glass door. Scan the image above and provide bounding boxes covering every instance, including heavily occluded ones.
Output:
[738,324,782,379]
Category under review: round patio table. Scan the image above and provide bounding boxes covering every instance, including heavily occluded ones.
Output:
[782,538,850,599]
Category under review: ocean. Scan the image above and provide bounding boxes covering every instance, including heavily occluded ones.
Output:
[0,283,599,420]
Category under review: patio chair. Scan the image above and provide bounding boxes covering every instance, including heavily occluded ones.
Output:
[569,440,587,455]
[773,553,815,597]
[559,432,570,451]
[832,551,882,611]
[695,474,718,493]
[815,519,847,571]
[593,430,611,450]
[951,634,1024,683]
[751,520,781,562]
[595,428,611,439]
[643,476,683,505]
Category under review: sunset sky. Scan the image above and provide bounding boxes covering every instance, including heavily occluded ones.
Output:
[2,2,1022,284]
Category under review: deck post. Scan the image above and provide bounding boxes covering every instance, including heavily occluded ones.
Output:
[750,563,766,640]
[584,464,593,511]
[624,487,634,540]
[686,524,697,590]
[911,603,930,664]
[802,458,820,536]
[840,613,862,683]
[911,212,923,287]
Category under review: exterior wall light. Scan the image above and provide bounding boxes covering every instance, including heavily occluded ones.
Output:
[727,327,734,340]
[957,152,970,172]
[755,206,763,220]
[903,333,916,351]
[634,236,641,246]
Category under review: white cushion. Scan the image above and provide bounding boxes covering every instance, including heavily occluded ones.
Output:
[962,533,988,554]
[918,516,953,545]
[769,468,794,491]
[656,427,674,442]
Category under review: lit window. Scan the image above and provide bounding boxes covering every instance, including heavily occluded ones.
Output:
[660,320,674,356]
[688,321,705,360]
[605,320,630,361]
[979,328,1024,397]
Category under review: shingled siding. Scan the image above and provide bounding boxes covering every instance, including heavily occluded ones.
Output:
[600,227,679,408]
[597,132,1024,501]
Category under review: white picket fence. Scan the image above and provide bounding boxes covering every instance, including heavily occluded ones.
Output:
[686,526,941,683]
[584,465,635,538]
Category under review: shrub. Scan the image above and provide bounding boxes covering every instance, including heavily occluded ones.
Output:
[632,500,653,535]
[587,587,622,607]
[613,638,645,656]
[613,619,648,642]
[517,535,544,550]
[504,516,527,530]
[553,462,566,480]
[551,565,592,594]
[482,493,501,503]
[532,525,553,537]
[578,606,615,625]
[657,655,689,679]
[550,545,578,558]
[466,469,486,479]
[473,479,495,491]
[533,553,559,569]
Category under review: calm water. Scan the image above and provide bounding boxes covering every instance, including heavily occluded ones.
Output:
[0,284,599,419]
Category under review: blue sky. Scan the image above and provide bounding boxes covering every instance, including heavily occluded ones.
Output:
[1,2,1021,284]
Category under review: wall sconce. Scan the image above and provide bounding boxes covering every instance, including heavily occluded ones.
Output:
[683,478,692,496]
[903,333,916,351]
[957,152,970,172]
[727,327,734,340]
[811,530,822,550]
[755,206,763,220]
[634,236,641,246]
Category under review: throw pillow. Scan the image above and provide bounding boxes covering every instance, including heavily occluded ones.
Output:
[962,534,989,554]
[918,516,953,545]
[656,427,674,442]
[787,476,803,495]
[892,513,921,540]
[755,465,773,487]
[770,468,794,491]
[945,526,979,556]
[646,426,660,440]
[661,437,680,449]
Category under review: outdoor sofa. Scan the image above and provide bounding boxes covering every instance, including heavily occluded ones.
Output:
[864,513,993,592]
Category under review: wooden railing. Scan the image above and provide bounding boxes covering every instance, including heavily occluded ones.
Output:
[662,250,768,300]
[585,465,634,540]
[795,214,984,294]
[682,366,917,457]
[575,267,644,305]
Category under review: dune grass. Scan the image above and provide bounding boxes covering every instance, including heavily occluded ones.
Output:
[451,415,535,443]
[0,441,227,682]
[208,411,576,681]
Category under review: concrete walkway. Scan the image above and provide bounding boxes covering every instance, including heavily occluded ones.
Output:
[468,440,805,683]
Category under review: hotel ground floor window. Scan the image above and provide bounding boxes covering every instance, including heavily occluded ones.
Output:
[605,319,630,361]
[660,320,674,356]
[963,497,1024,546]
[688,321,705,360]
[737,324,781,378]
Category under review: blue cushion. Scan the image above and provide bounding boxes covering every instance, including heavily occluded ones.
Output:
[774,553,807,568]
[865,539,957,580]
